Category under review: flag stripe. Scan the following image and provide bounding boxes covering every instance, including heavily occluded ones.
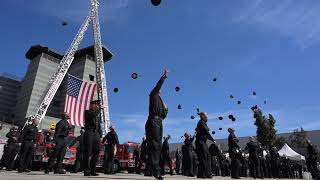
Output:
[84,84,92,116]
[90,84,97,104]
[77,82,87,127]
[75,82,85,127]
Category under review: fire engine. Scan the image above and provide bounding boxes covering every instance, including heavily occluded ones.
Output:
[32,129,141,173]
[32,129,77,170]
[96,141,140,173]
[117,142,140,173]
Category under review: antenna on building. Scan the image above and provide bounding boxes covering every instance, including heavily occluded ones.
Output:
[23,0,112,136]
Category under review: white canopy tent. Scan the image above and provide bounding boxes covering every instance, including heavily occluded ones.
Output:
[278,143,305,161]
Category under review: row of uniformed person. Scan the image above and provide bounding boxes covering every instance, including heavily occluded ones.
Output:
[0,118,38,172]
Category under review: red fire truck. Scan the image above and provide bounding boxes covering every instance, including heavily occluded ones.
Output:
[32,129,77,170]
[118,141,140,173]
[96,141,140,173]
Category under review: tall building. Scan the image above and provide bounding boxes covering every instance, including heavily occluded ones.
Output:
[13,45,113,129]
[0,73,21,123]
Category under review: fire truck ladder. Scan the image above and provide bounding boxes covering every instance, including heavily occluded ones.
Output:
[24,0,111,135]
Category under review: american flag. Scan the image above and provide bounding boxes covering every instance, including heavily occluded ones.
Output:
[64,74,97,127]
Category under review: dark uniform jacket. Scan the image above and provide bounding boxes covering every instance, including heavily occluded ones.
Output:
[6,130,20,144]
[184,136,195,151]
[69,134,84,152]
[307,144,318,160]
[161,138,170,157]
[209,143,220,156]
[245,141,259,156]
[19,124,38,143]
[149,74,167,119]
[270,148,280,161]
[228,132,240,150]
[84,109,102,138]
[53,119,70,142]
[195,119,214,142]
[140,139,147,155]
[103,131,120,150]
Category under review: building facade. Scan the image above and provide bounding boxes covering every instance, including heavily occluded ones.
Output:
[12,45,112,130]
[0,73,21,123]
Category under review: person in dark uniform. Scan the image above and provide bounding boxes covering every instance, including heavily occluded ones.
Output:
[160,134,174,175]
[270,147,280,178]
[0,127,20,171]
[258,144,268,178]
[45,113,71,174]
[281,155,292,179]
[69,128,85,173]
[102,125,120,174]
[175,148,182,175]
[217,152,227,177]
[193,150,199,176]
[145,69,169,180]
[183,133,195,177]
[245,137,261,179]
[138,137,150,175]
[134,147,140,174]
[306,140,320,179]
[209,141,220,176]
[241,154,249,177]
[83,100,103,176]
[195,112,214,178]
[265,150,272,178]
[17,118,39,173]
[228,128,241,179]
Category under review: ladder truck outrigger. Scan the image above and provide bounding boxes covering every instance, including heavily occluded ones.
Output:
[23,0,112,136]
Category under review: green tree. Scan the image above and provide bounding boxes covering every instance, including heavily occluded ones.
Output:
[274,136,288,149]
[288,127,307,149]
[253,108,270,147]
[267,114,277,147]
[253,107,278,149]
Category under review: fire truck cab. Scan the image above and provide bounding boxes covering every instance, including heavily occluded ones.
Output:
[96,141,140,173]
[117,142,140,173]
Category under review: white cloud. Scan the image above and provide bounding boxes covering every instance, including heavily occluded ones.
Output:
[234,0,320,48]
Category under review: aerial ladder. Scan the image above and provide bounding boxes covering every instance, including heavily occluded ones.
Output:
[23,0,111,135]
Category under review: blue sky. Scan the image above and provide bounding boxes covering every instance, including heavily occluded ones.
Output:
[1,0,320,143]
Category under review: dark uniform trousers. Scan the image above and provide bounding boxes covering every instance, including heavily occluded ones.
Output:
[175,158,181,175]
[83,130,100,174]
[270,159,280,178]
[18,141,34,170]
[73,150,83,172]
[249,154,261,178]
[0,145,9,167]
[145,117,163,177]
[195,140,211,178]
[104,144,115,174]
[2,143,19,170]
[229,149,241,178]
[184,150,194,176]
[260,157,268,178]
[160,154,173,175]
[138,153,147,173]
[46,137,67,171]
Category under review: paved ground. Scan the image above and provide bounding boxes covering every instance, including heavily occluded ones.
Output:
[0,171,297,180]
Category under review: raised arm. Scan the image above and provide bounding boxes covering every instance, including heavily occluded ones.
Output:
[150,69,169,96]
